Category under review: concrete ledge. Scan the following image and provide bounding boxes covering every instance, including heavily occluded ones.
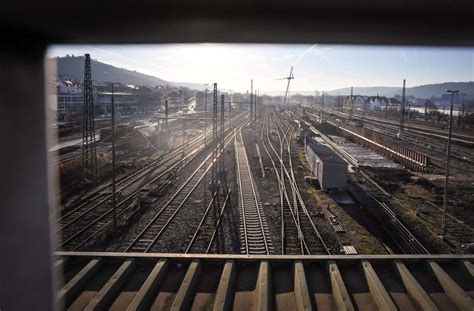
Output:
[328,260,354,311]
[85,258,136,310]
[56,251,474,261]
[362,260,397,310]
[428,260,474,311]
[294,260,312,311]
[55,258,66,273]
[127,259,169,310]
[394,260,439,311]
[171,259,202,311]
[57,258,102,307]
[213,260,236,311]
[256,260,271,311]
[461,260,474,278]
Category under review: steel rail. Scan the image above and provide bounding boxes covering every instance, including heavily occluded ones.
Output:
[270,112,330,254]
[270,114,306,254]
[263,114,308,254]
[206,190,232,254]
[185,192,219,253]
[57,124,209,226]
[293,111,428,254]
[58,112,247,231]
[124,117,249,253]
[58,113,249,250]
[235,128,270,255]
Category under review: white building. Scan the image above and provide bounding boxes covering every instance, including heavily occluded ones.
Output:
[55,80,83,116]
[96,92,138,115]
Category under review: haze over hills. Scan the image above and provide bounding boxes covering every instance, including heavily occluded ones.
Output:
[268,82,474,98]
[55,56,473,98]
[324,82,474,98]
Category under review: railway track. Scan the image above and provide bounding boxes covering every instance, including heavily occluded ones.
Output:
[57,127,208,235]
[56,119,201,165]
[124,155,213,252]
[57,119,202,199]
[123,115,250,253]
[291,110,430,254]
[58,112,248,251]
[312,110,473,170]
[361,118,473,167]
[235,129,273,255]
[359,184,430,254]
[57,150,194,251]
[335,109,474,145]
[260,110,330,255]
[414,200,474,250]
[184,190,232,254]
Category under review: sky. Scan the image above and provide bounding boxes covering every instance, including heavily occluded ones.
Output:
[48,44,474,93]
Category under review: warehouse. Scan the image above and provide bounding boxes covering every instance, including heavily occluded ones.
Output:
[306,140,348,190]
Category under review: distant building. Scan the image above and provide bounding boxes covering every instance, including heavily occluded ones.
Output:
[365,96,387,111]
[343,95,365,110]
[353,96,365,109]
[165,90,185,111]
[96,92,138,115]
[55,80,83,117]
[438,92,474,107]
[305,140,347,190]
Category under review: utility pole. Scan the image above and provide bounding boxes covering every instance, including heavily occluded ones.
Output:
[362,96,366,120]
[203,84,209,209]
[399,79,406,135]
[407,103,411,128]
[250,79,253,122]
[321,91,324,123]
[385,99,389,119]
[181,119,186,160]
[440,89,459,238]
[424,100,428,121]
[350,86,354,118]
[337,93,341,112]
[442,106,446,128]
[82,53,98,181]
[314,90,317,110]
[219,94,226,190]
[165,100,169,127]
[111,83,117,230]
[210,83,219,195]
[461,101,465,131]
[203,84,209,150]
[229,92,233,135]
[256,90,259,122]
[255,90,259,141]
[220,94,225,169]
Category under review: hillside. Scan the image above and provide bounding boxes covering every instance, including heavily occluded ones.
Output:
[55,55,168,86]
[326,82,474,98]
[55,56,474,98]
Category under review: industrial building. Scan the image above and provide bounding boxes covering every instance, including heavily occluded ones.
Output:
[305,140,348,190]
